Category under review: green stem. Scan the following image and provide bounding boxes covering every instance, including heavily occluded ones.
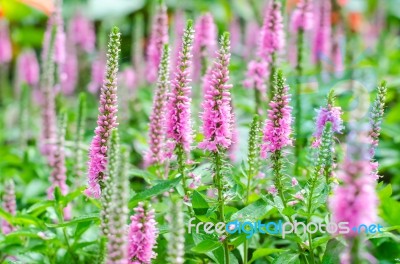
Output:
[213,151,230,264]
[177,144,193,215]
[294,29,304,177]
[306,177,317,264]
[254,87,261,116]
[268,53,276,102]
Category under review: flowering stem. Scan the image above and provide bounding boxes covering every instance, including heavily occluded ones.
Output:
[271,150,286,205]
[176,143,190,201]
[213,150,229,264]
[294,29,304,176]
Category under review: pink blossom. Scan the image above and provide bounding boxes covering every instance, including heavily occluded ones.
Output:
[166,22,194,154]
[243,60,268,94]
[86,28,120,198]
[312,0,331,64]
[0,20,12,63]
[291,177,298,186]
[17,49,40,87]
[243,21,260,59]
[261,74,292,157]
[258,1,285,62]
[1,180,16,234]
[229,18,241,53]
[69,12,96,53]
[329,160,378,237]
[88,54,106,94]
[313,105,343,143]
[193,13,217,81]
[61,49,78,95]
[128,203,158,264]
[267,185,278,196]
[199,33,233,152]
[146,3,168,83]
[119,67,137,91]
[290,0,313,33]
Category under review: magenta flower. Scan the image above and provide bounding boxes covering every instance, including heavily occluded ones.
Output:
[166,21,194,155]
[192,13,217,81]
[258,1,285,62]
[128,203,158,264]
[229,18,241,53]
[69,12,96,53]
[243,60,268,94]
[329,159,378,237]
[145,45,170,167]
[145,2,168,83]
[0,20,12,63]
[86,27,121,199]
[313,106,343,139]
[261,71,292,157]
[312,0,331,64]
[88,54,106,94]
[1,180,16,234]
[267,185,278,196]
[17,49,40,87]
[198,33,233,152]
[290,0,313,33]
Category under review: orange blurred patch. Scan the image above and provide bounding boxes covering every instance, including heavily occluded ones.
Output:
[337,0,348,7]
[16,0,54,15]
[348,12,362,32]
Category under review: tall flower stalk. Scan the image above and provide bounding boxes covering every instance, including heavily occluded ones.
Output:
[244,115,261,264]
[47,112,70,219]
[146,0,168,83]
[166,20,194,200]
[105,131,129,264]
[290,0,313,176]
[86,27,121,199]
[259,0,285,101]
[368,81,387,160]
[145,44,170,171]
[329,127,378,264]
[306,122,333,262]
[261,70,292,205]
[1,179,16,234]
[198,32,232,264]
[40,13,57,158]
[312,0,331,76]
[166,198,185,264]
[128,202,159,264]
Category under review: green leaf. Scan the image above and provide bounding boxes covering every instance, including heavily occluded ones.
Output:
[282,207,296,217]
[378,184,392,200]
[192,190,209,215]
[46,214,100,228]
[231,199,271,221]
[249,248,285,264]
[27,200,54,215]
[128,176,182,208]
[191,240,222,253]
[272,253,300,264]
[321,239,345,264]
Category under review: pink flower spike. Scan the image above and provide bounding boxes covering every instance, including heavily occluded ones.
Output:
[198,32,233,152]
[86,27,121,198]
[261,71,292,157]
[0,20,12,63]
[146,2,168,83]
[128,203,159,264]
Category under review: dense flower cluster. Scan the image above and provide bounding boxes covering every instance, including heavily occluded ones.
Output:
[312,0,331,64]
[128,203,158,264]
[86,27,121,199]
[17,49,40,87]
[261,71,292,156]
[166,21,194,154]
[290,0,313,32]
[1,180,16,234]
[199,32,233,151]
[145,45,170,166]
[69,12,95,53]
[0,20,12,63]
